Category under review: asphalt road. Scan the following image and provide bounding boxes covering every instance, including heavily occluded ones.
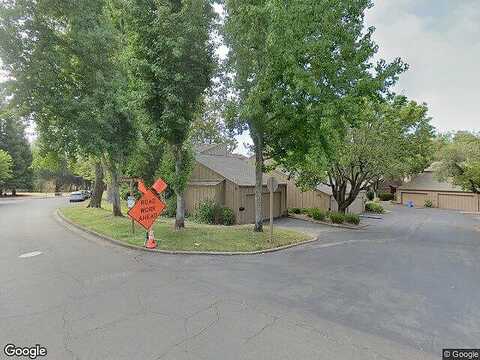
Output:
[1,198,479,360]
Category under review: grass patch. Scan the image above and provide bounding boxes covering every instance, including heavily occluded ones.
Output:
[60,204,311,252]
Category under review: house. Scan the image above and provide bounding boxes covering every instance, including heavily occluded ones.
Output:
[249,158,366,214]
[278,172,366,214]
[185,145,288,224]
[397,165,480,211]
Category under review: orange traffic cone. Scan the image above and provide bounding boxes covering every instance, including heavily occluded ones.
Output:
[145,229,157,249]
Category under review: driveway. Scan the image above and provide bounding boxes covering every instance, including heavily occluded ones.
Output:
[1,198,479,359]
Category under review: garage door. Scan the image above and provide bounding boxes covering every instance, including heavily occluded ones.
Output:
[438,193,478,212]
[401,192,427,208]
[244,192,282,224]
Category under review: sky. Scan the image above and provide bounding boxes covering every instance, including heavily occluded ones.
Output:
[233,0,480,155]
[3,2,479,151]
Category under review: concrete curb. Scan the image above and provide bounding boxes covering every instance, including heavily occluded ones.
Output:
[55,209,319,256]
[288,214,368,230]
[0,194,64,201]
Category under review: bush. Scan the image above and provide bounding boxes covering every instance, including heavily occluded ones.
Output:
[365,201,385,214]
[424,199,433,208]
[164,195,177,218]
[290,207,301,214]
[303,208,314,217]
[366,191,375,201]
[222,207,236,226]
[378,192,394,201]
[345,213,360,225]
[193,199,235,226]
[329,211,346,224]
[310,208,327,221]
[194,199,221,224]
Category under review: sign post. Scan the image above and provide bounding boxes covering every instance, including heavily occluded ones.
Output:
[128,179,135,235]
[267,177,279,243]
[127,178,168,249]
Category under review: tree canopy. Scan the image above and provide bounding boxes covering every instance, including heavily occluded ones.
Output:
[224,0,407,228]
[118,0,216,228]
[0,0,135,213]
[0,149,13,186]
[0,107,33,192]
[292,96,433,212]
[434,131,480,194]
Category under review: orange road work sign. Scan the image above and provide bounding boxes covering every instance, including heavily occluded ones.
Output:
[127,179,167,230]
[152,178,167,194]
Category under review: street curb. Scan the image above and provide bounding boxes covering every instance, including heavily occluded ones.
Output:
[288,214,368,230]
[55,209,319,256]
[0,194,64,201]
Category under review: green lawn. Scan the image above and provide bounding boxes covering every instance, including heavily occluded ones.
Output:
[60,204,311,252]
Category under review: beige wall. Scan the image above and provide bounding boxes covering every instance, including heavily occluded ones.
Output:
[186,160,289,224]
[329,192,366,214]
[190,163,223,181]
[184,182,225,215]
[398,190,480,211]
[286,179,365,214]
[236,185,287,225]
[287,185,331,210]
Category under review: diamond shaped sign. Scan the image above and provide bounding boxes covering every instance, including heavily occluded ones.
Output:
[152,178,168,194]
[127,189,166,230]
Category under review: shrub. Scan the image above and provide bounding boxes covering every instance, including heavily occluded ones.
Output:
[329,211,346,224]
[194,199,235,225]
[424,199,433,208]
[345,213,360,225]
[310,208,327,221]
[222,207,236,226]
[365,201,385,213]
[303,208,314,217]
[378,192,394,201]
[194,199,221,224]
[290,207,301,214]
[366,191,375,201]
[164,195,177,218]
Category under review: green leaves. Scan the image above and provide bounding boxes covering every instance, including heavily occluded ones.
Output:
[119,0,215,147]
[435,132,480,193]
[0,149,13,184]
[0,108,33,189]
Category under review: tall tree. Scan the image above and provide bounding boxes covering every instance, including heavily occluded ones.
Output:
[31,141,75,193]
[0,107,33,194]
[191,95,236,151]
[434,131,480,194]
[295,97,434,212]
[224,0,406,230]
[118,0,215,229]
[0,149,13,192]
[0,0,135,214]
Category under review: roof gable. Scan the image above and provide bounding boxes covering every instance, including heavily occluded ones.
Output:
[195,154,286,186]
[399,171,468,192]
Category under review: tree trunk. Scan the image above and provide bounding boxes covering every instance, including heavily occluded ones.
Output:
[253,132,264,232]
[54,179,61,193]
[11,187,16,196]
[334,185,362,214]
[336,199,348,214]
[174,148,185,230]
[108,161,122,217]
[88,162,104,208]
[329,174,361,214]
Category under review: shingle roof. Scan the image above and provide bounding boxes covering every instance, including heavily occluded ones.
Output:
[316,184,333,195]
[194,144,219,154]
[398,170,467,192]
[195,154,286,186]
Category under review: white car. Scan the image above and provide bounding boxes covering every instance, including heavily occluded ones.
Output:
[69,191,87,202]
